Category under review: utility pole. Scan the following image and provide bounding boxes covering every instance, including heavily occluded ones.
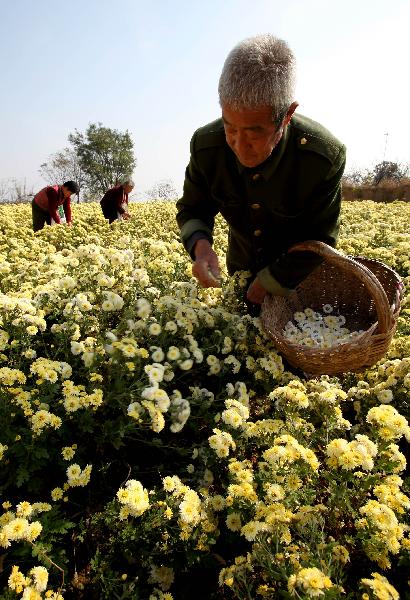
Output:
[382,132,389,162]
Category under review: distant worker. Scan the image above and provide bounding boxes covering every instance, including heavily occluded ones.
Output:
[32,181,79,232]
[100,180,134,223]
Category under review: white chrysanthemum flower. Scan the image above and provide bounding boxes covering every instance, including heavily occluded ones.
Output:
[127,402,142,419]
[167,346,181,360]
[179,359,193,371]
[136,298,151,318]
[226,512,242,532]
[151,347,165,362]
[376,389,394,404]
[101,300,115,311]
[70,341,84,355]
[164,320,178,333]
[16,501,33,518]
[144,363,165,384]
[30,565,49,592]
[3,518,29,540]
[149,323,161,335]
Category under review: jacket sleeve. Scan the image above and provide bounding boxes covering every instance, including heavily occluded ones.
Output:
[258,144,346,295]
[176,133,219,254]
[63,198,72,223]
[46,188,61,223]
[116,188,126,214]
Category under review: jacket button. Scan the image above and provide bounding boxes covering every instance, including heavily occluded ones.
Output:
[251,203,260,209]
[252,173,261,181]
[300,137,307,145]
[253,229,262,237]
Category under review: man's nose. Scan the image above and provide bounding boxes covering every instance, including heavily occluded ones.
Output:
[232,131,250,152]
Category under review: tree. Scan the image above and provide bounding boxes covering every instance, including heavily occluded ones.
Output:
[342,162,409,187]
[39,147,88,202]
[68,123,136,197]
[342,167,371,187]
[371,161,409,185]
[145,178,179,201]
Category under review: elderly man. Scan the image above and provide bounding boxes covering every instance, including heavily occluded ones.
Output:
[176,34,346,312]
[100,179,134,223]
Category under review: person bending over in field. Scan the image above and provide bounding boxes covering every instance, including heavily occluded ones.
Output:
[176,34,346,315]
[32,180,79,232]
[100,180,134,223]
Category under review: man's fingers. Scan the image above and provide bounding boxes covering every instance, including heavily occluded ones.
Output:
[246,279,267,304]
[192,261,208,285]
[208,262,221,281]
[207,269,221,285]
[192,260,221,287]
[193,243,221,285]
[207,254,221,283]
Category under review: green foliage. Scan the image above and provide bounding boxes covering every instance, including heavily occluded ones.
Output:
[68,123,136,197]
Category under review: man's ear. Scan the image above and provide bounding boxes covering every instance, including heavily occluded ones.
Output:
[283,101,299,125]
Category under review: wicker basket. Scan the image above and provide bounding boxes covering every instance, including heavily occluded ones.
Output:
[261,240,404,376]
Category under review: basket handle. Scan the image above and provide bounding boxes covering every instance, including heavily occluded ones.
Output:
[288,240,392,334]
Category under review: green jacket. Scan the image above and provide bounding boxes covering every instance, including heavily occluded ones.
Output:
[176,113,346,295]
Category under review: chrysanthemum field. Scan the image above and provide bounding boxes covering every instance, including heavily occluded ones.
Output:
[0,200,409,600]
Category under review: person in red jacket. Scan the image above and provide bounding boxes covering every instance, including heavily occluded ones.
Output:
[100,180,134,223]
[32,181,79,232]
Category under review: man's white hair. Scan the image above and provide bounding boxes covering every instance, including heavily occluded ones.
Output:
[218,34,296,123]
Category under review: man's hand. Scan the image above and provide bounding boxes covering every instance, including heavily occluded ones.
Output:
[192,239,221,287]
[246,277,267,304]
[66,221,72,227]
[123,213,132,220]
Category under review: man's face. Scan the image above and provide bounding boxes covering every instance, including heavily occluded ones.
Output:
[222,104,284,168]
[124,184,134,194]
[61,186,73,199]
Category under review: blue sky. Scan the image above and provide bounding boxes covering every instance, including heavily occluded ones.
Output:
[1,0,409,198]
